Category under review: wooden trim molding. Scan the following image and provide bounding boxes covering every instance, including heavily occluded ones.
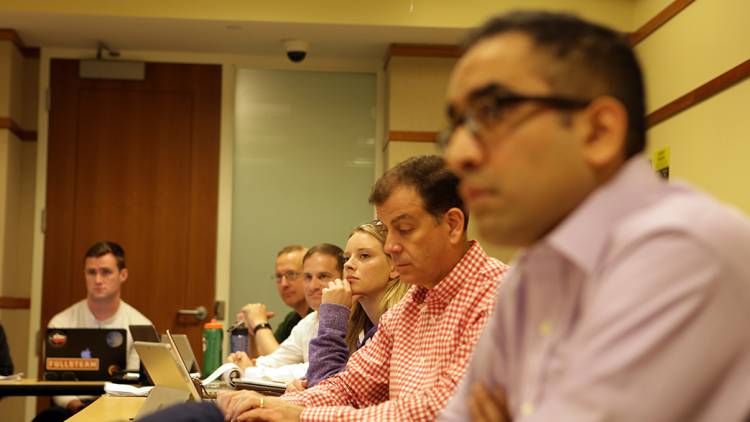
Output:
[647,58,750,128]
[0,28,25,50]
[628,0,695,46]
[0,296,31,309]
[385,43,462,69]
[0,28,40,58]
[0,117,38,141]
[388,130,438,143]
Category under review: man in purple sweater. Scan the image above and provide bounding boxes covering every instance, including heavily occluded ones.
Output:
[440,10,750,421]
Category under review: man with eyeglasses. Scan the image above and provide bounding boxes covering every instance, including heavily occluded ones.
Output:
[237,245,311,357]
[440,11,750,421]
[228,244,344,374]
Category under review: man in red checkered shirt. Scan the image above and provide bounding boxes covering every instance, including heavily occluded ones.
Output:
[217,155,508,421]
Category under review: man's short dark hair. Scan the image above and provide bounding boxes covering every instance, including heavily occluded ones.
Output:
[368,155,468,228]
[84,241,126,270]
[466,11,646,158]
[303,243,345,274]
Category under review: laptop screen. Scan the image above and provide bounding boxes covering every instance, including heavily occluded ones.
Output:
[43,328,127,381]
[129,324,161,343]
[161,333,200,374]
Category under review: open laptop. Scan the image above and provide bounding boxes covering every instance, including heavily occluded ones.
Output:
[133,340,201,400]
[129,324,200,375]
[43,328,127,381]
[161,333,200,375]
[133,338,203,419]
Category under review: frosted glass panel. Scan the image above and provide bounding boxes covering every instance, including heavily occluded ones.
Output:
[230,69,376,320]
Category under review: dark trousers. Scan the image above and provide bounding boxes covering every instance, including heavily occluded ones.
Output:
[138,401,224,422]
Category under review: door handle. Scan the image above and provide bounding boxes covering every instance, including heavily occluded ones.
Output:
[177,305,208,321]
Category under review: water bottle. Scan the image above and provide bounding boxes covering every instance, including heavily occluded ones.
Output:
[202,319,223,378]
[229,322,249,354]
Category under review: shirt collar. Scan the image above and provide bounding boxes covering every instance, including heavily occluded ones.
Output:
[420,240,488,306]
[85,300,122,324]
[542,156,664,275]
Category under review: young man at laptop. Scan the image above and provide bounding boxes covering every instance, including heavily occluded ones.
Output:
[34,241,152,421]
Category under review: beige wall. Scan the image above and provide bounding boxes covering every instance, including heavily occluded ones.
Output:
[0,38,37,422]
[0,0,633,29]
[636,0,750,215]
[388,56,456,131]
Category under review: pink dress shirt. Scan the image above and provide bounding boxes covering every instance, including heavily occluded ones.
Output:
[283,241,508,421]
[441,157,750,421]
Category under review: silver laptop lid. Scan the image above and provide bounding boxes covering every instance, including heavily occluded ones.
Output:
[133,341,201,402]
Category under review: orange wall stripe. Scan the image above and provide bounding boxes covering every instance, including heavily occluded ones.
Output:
[647,58,750,128]
[628,0,695,46]
[388,130,438,143]
[0,296,31,309]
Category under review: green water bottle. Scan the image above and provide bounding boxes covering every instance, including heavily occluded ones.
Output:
[202,319,223,378]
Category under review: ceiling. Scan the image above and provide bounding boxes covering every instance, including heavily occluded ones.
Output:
[0,11,469,61]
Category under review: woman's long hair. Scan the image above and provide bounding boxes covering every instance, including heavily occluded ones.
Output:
[344,221,410,353]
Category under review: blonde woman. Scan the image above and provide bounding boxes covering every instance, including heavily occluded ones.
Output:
[302,220,410,388]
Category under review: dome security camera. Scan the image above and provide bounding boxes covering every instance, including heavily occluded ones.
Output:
[283,39,310,63]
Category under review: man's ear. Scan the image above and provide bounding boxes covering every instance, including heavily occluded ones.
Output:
[119,268,128,283]
[444,208,466,244]
[578,96,628,171]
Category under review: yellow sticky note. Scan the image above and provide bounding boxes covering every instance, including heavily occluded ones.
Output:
[652,147,670,171]
[652,146,670,179]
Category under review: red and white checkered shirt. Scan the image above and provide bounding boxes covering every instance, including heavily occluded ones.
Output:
[282,240,508,421]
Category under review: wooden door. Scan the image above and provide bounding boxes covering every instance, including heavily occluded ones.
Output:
[41,59,221,370]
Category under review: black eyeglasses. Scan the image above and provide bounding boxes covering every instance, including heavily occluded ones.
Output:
[438,84,592,150]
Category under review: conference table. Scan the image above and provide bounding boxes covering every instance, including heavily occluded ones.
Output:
[68,396,147,421]
[0,378,106,396]
[0,378,231,420]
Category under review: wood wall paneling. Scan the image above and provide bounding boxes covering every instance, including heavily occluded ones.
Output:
[43,60,221,371]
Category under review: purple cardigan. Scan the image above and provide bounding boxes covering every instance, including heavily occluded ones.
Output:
[305,303,377,387]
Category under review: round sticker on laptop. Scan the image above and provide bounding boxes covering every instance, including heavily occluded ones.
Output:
[106,330,124,348]
[47,330,67,348]
[107,364,122,376]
